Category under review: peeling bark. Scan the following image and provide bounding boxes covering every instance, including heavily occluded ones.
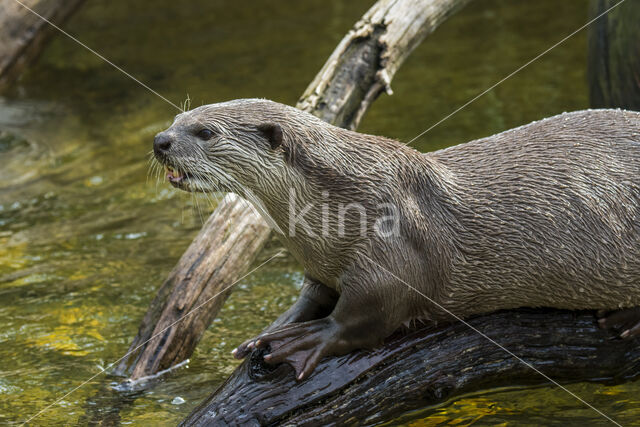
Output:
[298,0,473,129]
[117,0,471,380]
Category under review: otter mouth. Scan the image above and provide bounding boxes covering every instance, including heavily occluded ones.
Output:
[157,159,213,193]
[164,164,194,189]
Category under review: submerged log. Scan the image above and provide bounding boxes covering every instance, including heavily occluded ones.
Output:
[588,0,640,110]
[183,309,639,425]
[0,0,86,91]
[116,0,472,380]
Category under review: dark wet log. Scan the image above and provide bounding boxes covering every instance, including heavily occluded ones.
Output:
[0,0,86,91]
[183,309,639,426]
[588,0,640,110]
[117,0,472,380]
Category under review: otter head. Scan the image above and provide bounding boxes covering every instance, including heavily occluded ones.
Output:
[152,99,300,197]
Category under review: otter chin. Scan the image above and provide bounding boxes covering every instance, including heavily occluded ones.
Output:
[153,98,640,381]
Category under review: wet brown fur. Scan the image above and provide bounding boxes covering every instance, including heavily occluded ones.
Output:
[155,99,640,378]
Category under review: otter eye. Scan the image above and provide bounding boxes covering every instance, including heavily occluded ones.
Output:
[197,128,215,140]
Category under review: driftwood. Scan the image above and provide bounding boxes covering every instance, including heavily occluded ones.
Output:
[115,0,472,380]
[0,0,86,91]
[183,309,640,425]
[588,0,640,110]
[113,195,271,377]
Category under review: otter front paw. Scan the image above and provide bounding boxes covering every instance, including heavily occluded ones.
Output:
[597,307,640,338]
[231,336,260,359]
[252,317,342,381]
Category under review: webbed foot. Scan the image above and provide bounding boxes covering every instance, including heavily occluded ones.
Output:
[251,317,343,380]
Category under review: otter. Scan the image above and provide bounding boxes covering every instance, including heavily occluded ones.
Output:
[153,99,640,380]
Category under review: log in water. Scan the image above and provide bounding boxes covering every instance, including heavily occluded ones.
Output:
[182,309,639,425]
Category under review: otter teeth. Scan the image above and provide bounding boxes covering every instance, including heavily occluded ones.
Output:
[165,165,184,182]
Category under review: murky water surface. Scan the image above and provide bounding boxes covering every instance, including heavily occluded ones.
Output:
[1,0,638,424]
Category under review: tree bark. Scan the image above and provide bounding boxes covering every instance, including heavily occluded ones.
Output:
[182,309,639,426]
[0,0,86,91]
[298,0,473,129]
[116,0,472,380]
[113,195,271,377]
[588,0,640,110]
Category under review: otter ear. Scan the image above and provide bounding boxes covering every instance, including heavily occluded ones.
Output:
[257,123,283,150]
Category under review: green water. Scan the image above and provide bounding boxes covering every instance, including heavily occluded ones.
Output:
[1,0,638,425]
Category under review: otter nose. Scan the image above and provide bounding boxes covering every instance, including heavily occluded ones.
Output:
[154,133,172,154]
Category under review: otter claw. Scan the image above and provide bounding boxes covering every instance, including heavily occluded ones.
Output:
[233,338,259,359]
[597,307,640,339]
[621,323,640,338]
[254,318,338,380]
